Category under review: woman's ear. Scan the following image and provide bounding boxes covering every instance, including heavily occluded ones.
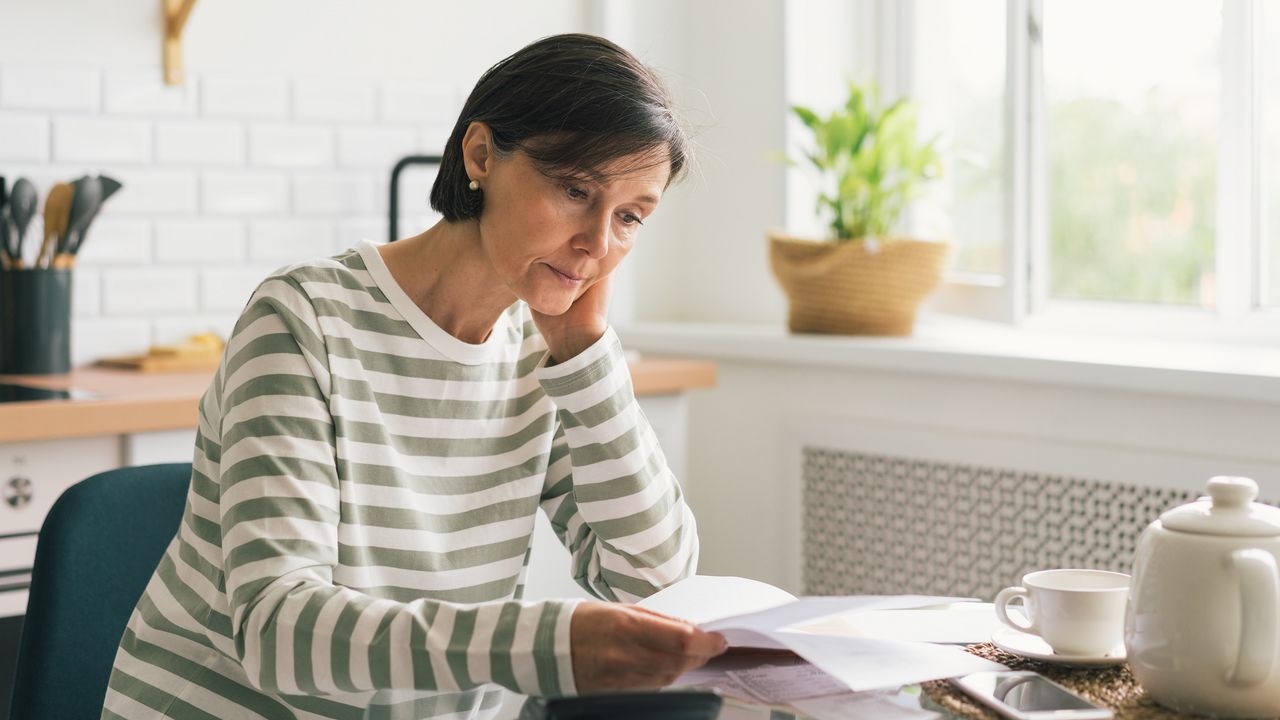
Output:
[461,121,494,183]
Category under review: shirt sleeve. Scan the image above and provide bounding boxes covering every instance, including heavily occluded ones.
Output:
[534,327,700,603]
[216,275,580,698]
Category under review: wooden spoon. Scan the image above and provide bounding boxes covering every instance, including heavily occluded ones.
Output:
[38,183,73,269]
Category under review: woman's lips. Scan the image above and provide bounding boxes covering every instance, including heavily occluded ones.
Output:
[547,264,584,285]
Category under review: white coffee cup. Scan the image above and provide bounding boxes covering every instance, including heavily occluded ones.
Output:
[994,569,1131,656]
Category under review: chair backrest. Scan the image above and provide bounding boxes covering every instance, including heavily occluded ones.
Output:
[9,463,191,720]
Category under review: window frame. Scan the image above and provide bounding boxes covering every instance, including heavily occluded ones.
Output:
[888,0,1278,342]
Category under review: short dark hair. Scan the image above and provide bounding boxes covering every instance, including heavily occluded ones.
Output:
[430,33,690,221]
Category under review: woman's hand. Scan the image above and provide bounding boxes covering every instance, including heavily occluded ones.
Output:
[531,275,612,365]
[570,601,728,693]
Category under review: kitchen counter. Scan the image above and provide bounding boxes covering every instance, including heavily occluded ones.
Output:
[0,358,716,443]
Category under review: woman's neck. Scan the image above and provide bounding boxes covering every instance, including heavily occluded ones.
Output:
[378,220,518,344]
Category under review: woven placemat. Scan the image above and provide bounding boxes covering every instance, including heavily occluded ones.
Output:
[920,644,1267,720]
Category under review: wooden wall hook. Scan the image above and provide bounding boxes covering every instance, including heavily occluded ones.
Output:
[163,0,198,86]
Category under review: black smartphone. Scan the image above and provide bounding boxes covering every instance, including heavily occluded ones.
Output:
[951,671,1113,720]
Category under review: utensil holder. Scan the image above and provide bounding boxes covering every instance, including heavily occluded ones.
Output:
[1,268,72,375]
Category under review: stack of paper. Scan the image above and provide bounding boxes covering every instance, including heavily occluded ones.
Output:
[638,575,1003,701]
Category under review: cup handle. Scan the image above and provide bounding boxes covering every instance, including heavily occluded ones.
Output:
[994,586,1036,634]
[1225,549,1278,687]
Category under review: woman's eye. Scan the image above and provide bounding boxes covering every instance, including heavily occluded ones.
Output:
[620,213,644,227]
[564,185,589,200]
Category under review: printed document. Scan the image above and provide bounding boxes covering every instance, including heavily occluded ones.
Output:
[638,575,1002,693]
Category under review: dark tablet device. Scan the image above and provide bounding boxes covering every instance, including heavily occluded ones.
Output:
[520,690,723,720]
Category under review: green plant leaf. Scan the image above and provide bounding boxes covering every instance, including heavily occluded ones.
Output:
[792,105,821,130]
[777,80,943,240]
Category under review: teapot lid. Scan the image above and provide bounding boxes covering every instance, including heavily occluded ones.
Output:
[1161,477,1280,537]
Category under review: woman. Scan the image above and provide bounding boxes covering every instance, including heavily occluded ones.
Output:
[103,33,725,719]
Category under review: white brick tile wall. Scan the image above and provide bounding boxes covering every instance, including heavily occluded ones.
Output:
[156,121,245,166]
[53,117,152,164]
[0,66,99,111]
[72,269,101,317]
[249,125,334,168]
[293,172,378,215]
[419,126,451,154]
[202,171,290,214]
[294,78,376,122]
[380,81,457,124]
[337,126,419,170]
[109,169,199,214]
[71,317,152,365]
[154,219,247,264]
[394,166,440,212]
[249,218,335,262]
[200,267,274,311]
[104,68,198,116]
[6,62,460,363]
[339,217,388,246]
[0,113,51,161]
[102,268,198,315]
[202,75,289,119]
[74,217,153,266]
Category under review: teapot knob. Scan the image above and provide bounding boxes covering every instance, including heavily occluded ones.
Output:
[1208,476,1259,508]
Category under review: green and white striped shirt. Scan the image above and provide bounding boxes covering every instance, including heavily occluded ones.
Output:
[102,240,700,719]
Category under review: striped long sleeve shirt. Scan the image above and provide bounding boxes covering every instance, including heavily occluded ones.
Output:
[102,240,700,719]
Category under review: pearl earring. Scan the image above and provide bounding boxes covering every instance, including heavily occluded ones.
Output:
[468,179,479,191]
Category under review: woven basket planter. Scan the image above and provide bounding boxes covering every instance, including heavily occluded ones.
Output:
[769,230,949,336]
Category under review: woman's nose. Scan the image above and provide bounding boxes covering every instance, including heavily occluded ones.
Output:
[573,213,610,259]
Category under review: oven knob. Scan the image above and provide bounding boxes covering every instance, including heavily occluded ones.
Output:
[4,476,32,509]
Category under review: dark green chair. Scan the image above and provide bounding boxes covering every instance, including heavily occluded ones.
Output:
[9,463,191,720]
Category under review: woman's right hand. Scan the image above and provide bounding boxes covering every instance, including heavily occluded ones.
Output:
[570,601,728,693]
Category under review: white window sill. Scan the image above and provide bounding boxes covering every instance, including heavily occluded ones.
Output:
[618,316,1280,405]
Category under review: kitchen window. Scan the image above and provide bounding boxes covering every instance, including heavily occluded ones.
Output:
[802,0,1280,341]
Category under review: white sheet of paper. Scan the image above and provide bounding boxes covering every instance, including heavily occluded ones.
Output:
[636,575,797,625]
[792,603,999,645]
[774,632,1004,693]
[724,663,852,703]
[702,594,972,637]
[643,576,1001,693]
[791,691,941,720]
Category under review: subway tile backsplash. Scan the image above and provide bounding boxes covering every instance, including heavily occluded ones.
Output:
[0,63,456,365]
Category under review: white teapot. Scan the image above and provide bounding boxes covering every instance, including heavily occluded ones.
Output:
[1125,476,1280,718]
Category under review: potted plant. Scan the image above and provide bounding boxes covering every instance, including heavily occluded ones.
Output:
[772,81,948,335]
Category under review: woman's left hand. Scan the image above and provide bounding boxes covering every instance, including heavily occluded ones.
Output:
[531,274,612,365]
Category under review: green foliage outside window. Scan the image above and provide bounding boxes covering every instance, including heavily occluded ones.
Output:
[1049,96,1216,306]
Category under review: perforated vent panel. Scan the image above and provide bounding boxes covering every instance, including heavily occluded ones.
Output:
[802,448,1206,599]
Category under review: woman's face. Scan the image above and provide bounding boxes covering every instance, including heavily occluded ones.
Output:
[467,128,670,316]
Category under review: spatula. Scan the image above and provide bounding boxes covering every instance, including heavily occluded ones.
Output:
[55,177,102,269]
[67,175,123,259]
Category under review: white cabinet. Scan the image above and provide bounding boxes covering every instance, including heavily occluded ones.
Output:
[0,436,120,617]
[122,429,197,466]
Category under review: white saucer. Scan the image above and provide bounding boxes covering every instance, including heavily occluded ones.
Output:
[991,625,1126,666]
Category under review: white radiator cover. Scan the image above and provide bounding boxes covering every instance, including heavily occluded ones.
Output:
[801,447,1236,600]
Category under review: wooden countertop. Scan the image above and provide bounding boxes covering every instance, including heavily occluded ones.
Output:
[0,357,716,443]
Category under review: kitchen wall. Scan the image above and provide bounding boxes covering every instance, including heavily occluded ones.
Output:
[0,0,587,365]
